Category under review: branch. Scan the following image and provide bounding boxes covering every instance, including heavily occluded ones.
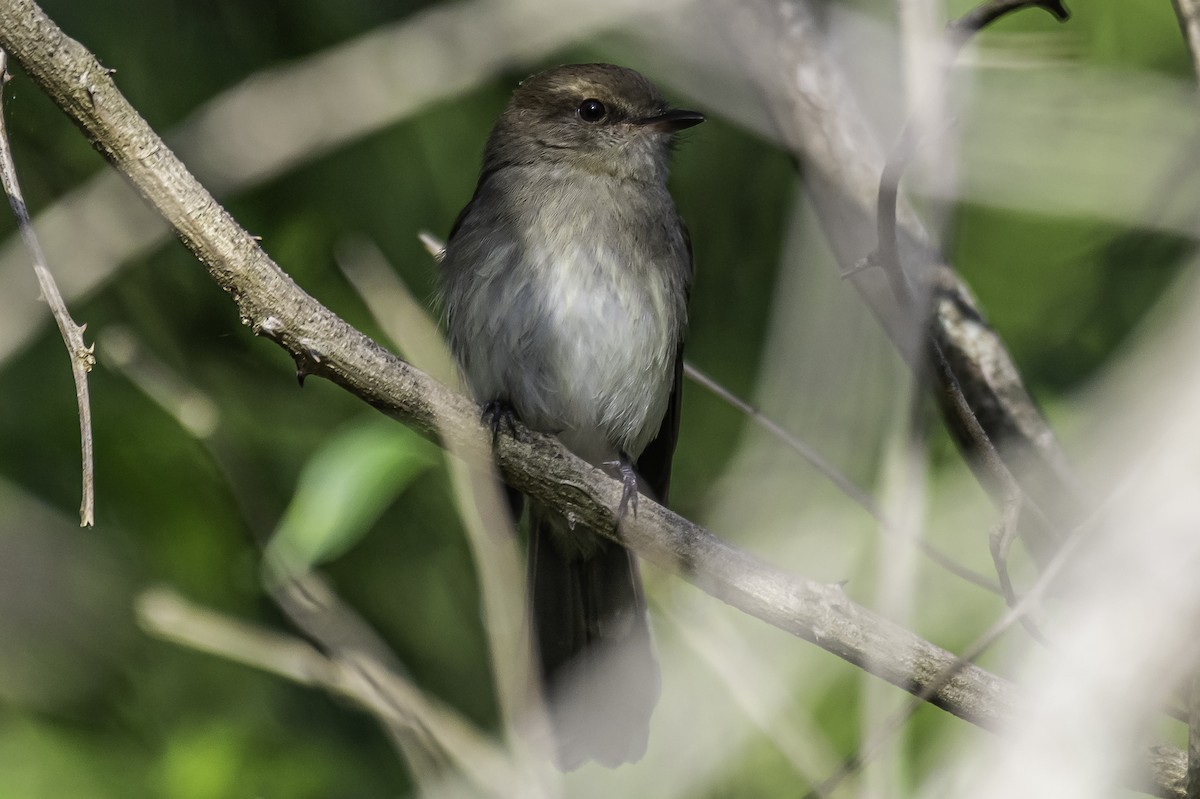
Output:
[875,0,1072,301]
[683,360,1001,594]
[334,238,550,762]
[136,586,531,795]
[808,512,1085,797]
[948,0,1069,42]
[1171,0,1200,85]
[719,0,1082,569]
[0,48,95,526]
[0,1,1185,795]
[874,0,1071,575]
[422,230,1001,596]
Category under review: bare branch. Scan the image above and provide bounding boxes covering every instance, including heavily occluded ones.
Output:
[0,48,95,526]
[1173,1,1200,82]
[335,239,551,764]
[684,361,882,517]
[719,0,1083,569]
[136,586,532,795]
[948,0,1070,45]
[683,360,1000,594]
[877,65,1059,572]
[809,504,1102,798]
[873,0,1073,578]
[417,228,997,595]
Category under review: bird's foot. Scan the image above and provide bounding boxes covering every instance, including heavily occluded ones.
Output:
[480,399,519,447]
[603,450,640,522]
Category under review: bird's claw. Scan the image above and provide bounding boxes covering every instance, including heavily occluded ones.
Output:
[481,400,518,447]
[605,451,639,523]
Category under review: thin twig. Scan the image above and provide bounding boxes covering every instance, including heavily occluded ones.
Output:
[986,490,1024,605]
[136,586,531,796]
[0,48,95,526]
[806,506,1087,799]
[873,0,1070,547]
[417,231,998,596]
[692,359,1003,594]
[874,0,1072,312]
[987,488,1050,645]
[868,0,1068,575]
[684,361,882,516]
[873,122,920,312]
[948,0,1070,46]
[336,238,551,772]
[1172,0,1200,83]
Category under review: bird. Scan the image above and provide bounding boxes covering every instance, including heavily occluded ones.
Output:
[438,63,701,769]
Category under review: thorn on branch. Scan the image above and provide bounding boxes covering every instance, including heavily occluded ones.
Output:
[842,253,879,280]
[298,338,322,364]
[291,339,324,387]
[79,339,97,372]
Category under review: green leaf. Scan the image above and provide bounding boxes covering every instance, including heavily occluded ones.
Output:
[266,417,436,576]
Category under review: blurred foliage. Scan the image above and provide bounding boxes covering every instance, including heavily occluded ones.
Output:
[0,0,1193,796]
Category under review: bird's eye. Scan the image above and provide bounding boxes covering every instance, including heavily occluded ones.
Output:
[577,98,607,123]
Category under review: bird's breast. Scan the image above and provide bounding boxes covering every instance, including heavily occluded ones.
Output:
[511,180,684,461]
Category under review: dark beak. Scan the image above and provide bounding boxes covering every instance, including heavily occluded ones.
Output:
[633,108,705,134]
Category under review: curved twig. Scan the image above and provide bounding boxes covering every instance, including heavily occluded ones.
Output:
[868,0,1072,574]
[723,0,1082,572]
[948,0,1070,45]
[0,49,95,526]
[136,586,527,794]
[683,360,1001,595]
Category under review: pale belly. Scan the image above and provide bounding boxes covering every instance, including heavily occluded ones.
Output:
[445,170,687,465]
[502,241,676,465]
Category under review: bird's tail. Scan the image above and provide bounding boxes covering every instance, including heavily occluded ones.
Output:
[528,511,660,770]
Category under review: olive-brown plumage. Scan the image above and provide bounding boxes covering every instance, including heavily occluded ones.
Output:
[439,63,701,769]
